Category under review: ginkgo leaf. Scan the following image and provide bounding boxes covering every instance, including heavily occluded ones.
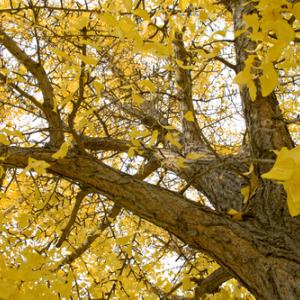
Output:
[132,94,144,105]
[260,63,278,97]
[116,236,131,245]
[186,152,206,160]
[274,19,295,45]
[176,59,194,70]
[0,134,9,145]
[176,157,186,168]
[121,0,132,12]
[73,14,90,30]
[128,147,136,158]
[241,185,251,204]
[199,10,208,22]
[179,0,190,11]
[78,54,98,66]
[147,130,158,148]
[94,81,104,95]
[182,277,194,290]
[283,168,300,216]
[52,139,72,160]
[293,2,300,20]
[99,13,117,27]
[134,8,150,21]
[262,147,295,181]
[165,132,182,149]
[26,158,50,175]
[138,80,155,92]
[227,209,243,221]
[184,111,195,122]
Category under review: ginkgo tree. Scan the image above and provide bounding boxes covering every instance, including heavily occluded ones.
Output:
[0,0,299,299]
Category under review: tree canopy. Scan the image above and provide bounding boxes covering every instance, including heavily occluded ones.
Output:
[0,0,299,299]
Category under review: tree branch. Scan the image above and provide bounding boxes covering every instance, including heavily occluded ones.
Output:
[193,267,232,298]
[0,28,64,146]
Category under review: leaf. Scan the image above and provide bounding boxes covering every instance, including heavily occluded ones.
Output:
[132,94,145,105]
[260,63,278,97]
[262,146,300,217]
[73,14,90,30]
[176,157,186,168]
[283,168,300,217]
[134,8,150,21]
[78,54,98,66]
[179,0,190,11]
[26,157,50,175]
[186,152,206,160]
[176,59,194,70]
[138,79,155,92]
[274,19,295,45]
[94,81,104,95]
[199,10,208,22]
[116,236,131,245]
[262,147,295,181]
[128,147,136,158]
[241,163,258,204]
[165,132,182,149]
[0,134,9,145]
[182,277,194,290]
[147,130,158,147]
[121,0,132,12]
[184,111,195,122]
[227,209,243,221]
[52,139,72,160]
[293,2,300,21]
[99,13,117,27]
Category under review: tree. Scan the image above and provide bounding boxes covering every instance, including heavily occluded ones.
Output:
[0,0,299,299]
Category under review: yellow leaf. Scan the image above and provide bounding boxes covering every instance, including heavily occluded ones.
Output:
[262,147,295,181]
[26,157,50,175]
[274,19,295,45]
[182,277,194,290]
[176,157,186,168]
[94,81,104,95]
[132,94,145,105]
[128,147,136,158]
[241,185,250,204]
[116,236,131,245]
[52,139,72,160]
[138,79,155,92]
[176,59,194,70]
[184,111,194,122]
[243,163,254,176]
[121,0,132,12]
[199,10,208,22]
[227,209,243,221]
[179,0,190,11]
[148,130,158,147]
[0,134,9,145]
[248,78,257,101]
[99,13,117,27]
[260,63,278,97]
[165,132,182,149]
[134,8,150,21]
[293,2,300,21]
[186,152,205,160]
[78,54,98,66]
[73,14,90,30]
[283,168,300,216]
